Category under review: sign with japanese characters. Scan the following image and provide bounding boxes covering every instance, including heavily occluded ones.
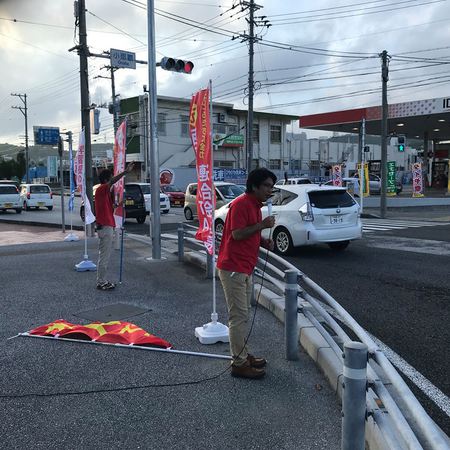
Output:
[189,88,214,255]
[412,162,424,197]
[387,161,396,196]
[213,168,247,185]
[213,133,244,147]
[113,120,127,228]
[33,126,60,145]
[110,48,136,69]
[331,165,342,187]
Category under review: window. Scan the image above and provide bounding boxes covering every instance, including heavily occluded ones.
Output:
[270,188,298,206]
[180,115,189,137]
[216,184,243,200]
[213,123,227,134]
[30,185,50,193]
[308,190,356,209]
[188,184,197,195]
[227,124,238,134]
[253,124,259,143]
[270,125,282,143]
[0,186,18,194]
[158,113,167,135]
[216,160,234,168]
[269,159,281,170]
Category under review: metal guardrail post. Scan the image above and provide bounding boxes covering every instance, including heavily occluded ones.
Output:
[285,269,299,361]
[177,224,184,262]
[342,342,368,450]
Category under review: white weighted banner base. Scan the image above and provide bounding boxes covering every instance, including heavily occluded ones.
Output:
[195,321,229,345]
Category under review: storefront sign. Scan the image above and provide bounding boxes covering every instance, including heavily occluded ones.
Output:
[412,162,424,197]
[387,161,396,196]
[213,133,244,147]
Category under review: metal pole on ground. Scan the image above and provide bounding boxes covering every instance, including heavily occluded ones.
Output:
[58,137,66,233]
[285,269,299,361]
[341,342,368,450]
[380,50,389,219]
[177,224,184,262]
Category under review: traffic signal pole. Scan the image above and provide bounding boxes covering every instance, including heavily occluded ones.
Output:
[380,50,389,219]
[147,0,161,260]
[246,0,255,173]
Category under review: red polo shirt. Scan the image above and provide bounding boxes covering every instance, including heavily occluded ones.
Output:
[217,193,262,275]
[95,183,115,227]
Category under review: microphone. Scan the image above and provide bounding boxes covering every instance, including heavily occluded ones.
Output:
[267,197,273,217]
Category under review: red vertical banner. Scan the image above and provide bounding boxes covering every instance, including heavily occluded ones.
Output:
[113,120,127,227]
[189,88,214,255]
[332,164,343,187]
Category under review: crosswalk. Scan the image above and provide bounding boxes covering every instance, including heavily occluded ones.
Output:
[362,218,449,234]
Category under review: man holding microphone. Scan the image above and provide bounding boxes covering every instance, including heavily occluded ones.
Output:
[217,168,277,379]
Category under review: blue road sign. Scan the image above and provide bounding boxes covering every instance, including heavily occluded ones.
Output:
[33,126,60,145]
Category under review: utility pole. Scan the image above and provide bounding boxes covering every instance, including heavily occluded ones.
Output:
[246,0,256,173]
[96,66,119,134]
[147,0,161,259]
[11,93,29,183]
[380,50,389,219]
[71,0,94,232]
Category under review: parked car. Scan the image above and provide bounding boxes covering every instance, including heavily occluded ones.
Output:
[80,183,147,224]
[0,179,20,189]
[184,182,243,221]
[328,174,402,196]
[20,183,53,210]
[0,184,22,214]
[127,182,170,214]
[160,184,185,207]
[275,177,313,186]
[215,184,362,255]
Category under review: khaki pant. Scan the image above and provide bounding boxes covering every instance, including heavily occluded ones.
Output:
[97,226,114,284]
[218,269,252,366]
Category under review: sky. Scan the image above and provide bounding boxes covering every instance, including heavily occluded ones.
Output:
[1,0,450,153]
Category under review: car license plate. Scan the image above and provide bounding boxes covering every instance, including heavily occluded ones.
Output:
[174,201,180,205]
[330,215,343,224]
[38,202,45,206]
[125,199,134,206]
[4,203,12,208]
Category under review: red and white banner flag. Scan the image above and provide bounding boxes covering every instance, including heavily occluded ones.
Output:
[189,88,214,255]
[113,120,127,228]
[74,128,95,224]
[332,165,343,187]
[412,162,424,197]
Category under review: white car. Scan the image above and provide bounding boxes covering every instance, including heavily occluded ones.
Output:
[275,177,312,186]
[127,183,170,214]
[20,184,53,210]
[0,184,22,214]
[214,184,362,254]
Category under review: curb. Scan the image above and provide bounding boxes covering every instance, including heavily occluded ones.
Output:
[0,218,84,231]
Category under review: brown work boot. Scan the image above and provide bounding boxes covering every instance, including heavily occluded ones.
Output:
[247,354,267,369]
[231,361,265,379]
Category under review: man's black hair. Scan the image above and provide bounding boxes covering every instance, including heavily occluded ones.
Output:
[99,169,112,184]
[246,168,277,193]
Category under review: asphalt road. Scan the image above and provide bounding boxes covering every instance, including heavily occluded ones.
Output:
[281,224,450,435]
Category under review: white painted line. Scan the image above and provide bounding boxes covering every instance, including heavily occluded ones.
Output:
[363,226,398,231]
[362,220,447,226]
[367,332,450,418]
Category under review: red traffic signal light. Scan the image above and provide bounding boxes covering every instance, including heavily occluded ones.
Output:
[159,57,194,74]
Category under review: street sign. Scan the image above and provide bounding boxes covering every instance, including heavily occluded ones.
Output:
[387,161,396,196]
[213,133,244,147]
[47,156,58,177]
[33,126,60,145]
[110,48,136,69]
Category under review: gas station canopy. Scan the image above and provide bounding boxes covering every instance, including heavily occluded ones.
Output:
[298,96,450,141]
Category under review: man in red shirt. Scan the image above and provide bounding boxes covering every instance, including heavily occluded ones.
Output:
[217,168,277,379]
[95,162,134,290]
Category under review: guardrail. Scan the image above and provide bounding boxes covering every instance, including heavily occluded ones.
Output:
[173,223,449,450]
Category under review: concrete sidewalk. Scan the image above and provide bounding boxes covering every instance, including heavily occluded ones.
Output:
[0,229,341,449]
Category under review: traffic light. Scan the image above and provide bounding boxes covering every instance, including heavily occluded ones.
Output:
[397,134,406,152]
[159,57,194,74]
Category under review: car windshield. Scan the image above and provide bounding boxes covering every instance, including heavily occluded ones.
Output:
[162,185,182,193]
[30,185,50,193]
[139,185,151,195]
[308,190,356,209]
[217,184,242,199]
[0,186,17,194]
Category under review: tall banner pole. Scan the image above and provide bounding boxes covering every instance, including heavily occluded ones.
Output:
[75,128,96,271]
[65,130,79,242]
[210,79,217,324]
[191,83,229,345]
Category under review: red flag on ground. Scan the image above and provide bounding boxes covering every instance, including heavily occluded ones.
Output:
[189,88,214,255]
[113,120,127,228]
[28,319,172,348]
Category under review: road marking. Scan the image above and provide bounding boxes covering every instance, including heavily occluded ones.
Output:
[368,332,450,418]
[362,219,450,234]
[366,236,450,256]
